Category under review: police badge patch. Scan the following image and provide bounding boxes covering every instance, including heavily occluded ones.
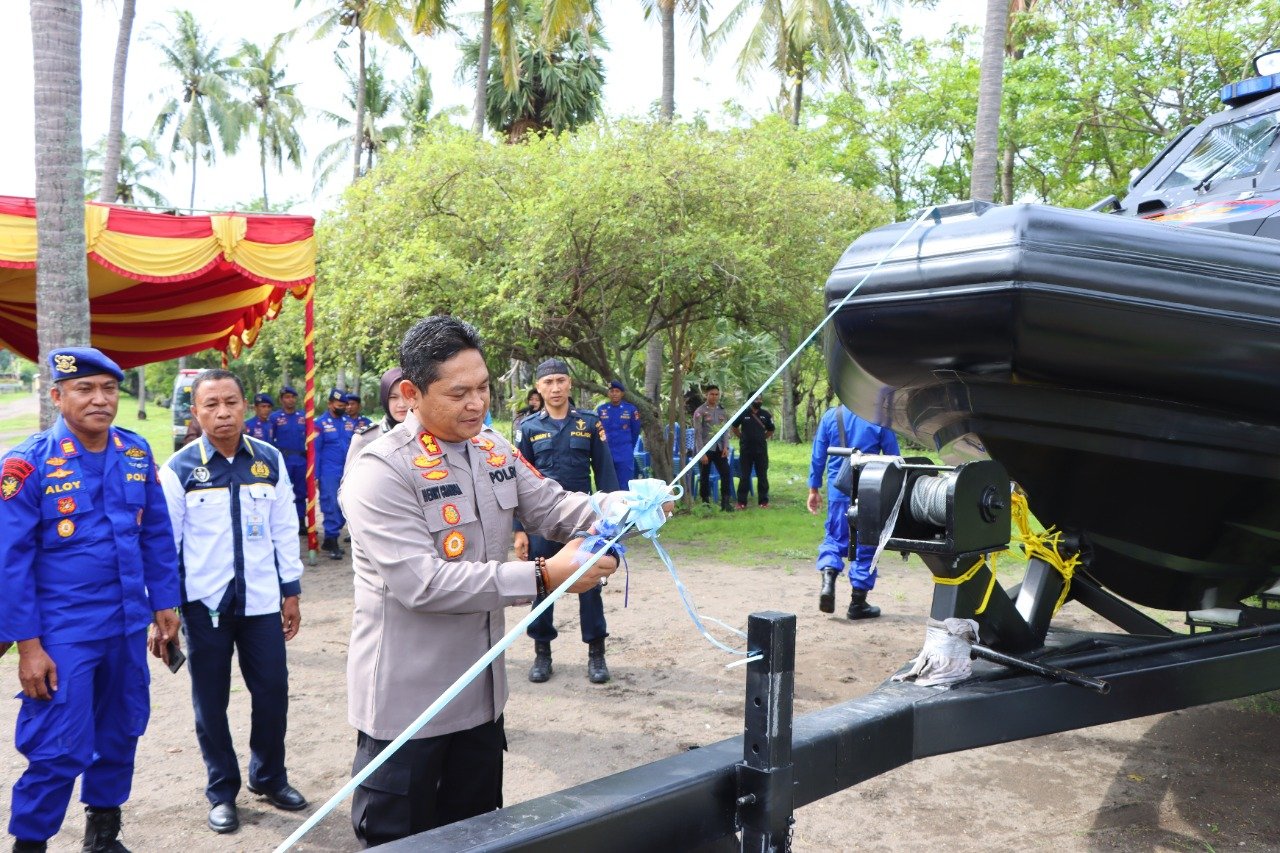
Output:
[53,354,77,374]
[442,530,466,558]
[57,518,75,538]
[250,460,271,479]
[57,497,76,515]
[192,466,211,484]
[442,504,461,525]
[2,458,34,500]
[125,447,147,459]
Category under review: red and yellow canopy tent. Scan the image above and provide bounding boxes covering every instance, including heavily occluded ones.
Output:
[0,195,322,551]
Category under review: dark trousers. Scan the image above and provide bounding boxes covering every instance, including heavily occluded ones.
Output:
[181,603,290,805]
[698,451,732,503]
[284,454,306,523]
[736,445,769,506]
[351,718,505,848]
[525,535,607,644]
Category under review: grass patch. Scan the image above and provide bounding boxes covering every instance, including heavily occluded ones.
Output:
[1235,690,1280,716]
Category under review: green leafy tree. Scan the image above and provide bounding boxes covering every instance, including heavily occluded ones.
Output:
[150,10,242,211]
[84,135,171,207]
[231,33,306,211]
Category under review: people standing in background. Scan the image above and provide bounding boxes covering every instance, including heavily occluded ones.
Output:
[808,404,900,620]
[693,385,733,512]
[513,389,543,439]
[315,389,354,560]
[596,380,639,488]
[515,359,620,685]
[345,394,373,432]
[244,393,275,441]
[269,387,307,531]
[159,369,307,834]
[732,398,775,509]
[1,347,182,853]
[346,368,407,470]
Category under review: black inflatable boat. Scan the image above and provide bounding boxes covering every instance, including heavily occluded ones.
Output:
[825,59,1280,612]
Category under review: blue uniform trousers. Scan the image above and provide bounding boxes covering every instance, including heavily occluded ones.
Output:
[525,535,607,644]
[609,454,634,490]
[9,631,149,842]
[815,494,877,591]
[284,454,306,524]
[319,469,345,538]
[182,603,290,805]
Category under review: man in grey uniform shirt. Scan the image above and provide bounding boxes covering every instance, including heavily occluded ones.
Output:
[340,316,639,847]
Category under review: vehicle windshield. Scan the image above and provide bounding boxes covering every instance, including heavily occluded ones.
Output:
[1158,109,1280,190]
[173,386,192,424]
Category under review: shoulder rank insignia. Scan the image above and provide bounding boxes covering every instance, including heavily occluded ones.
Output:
[112,433,124,449]
[442,503,461,525]
[60,438,78,457]
[124,447,147,459]
[419,432,442,457]
[250,460,271,479]
[442,530,466,559]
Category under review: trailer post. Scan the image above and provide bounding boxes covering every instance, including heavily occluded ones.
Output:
[736,612,797,853]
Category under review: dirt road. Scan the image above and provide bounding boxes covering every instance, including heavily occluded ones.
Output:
[3,540,1278,851]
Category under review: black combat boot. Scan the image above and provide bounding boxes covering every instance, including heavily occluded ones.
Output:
[13,840,47,853]
[818,569,840,614]
[81,806,130,853]
[719,496,735,512]
[846,588,881,620]
[321,536,343,560]
[528,641,553,683]
[587,638,610,684]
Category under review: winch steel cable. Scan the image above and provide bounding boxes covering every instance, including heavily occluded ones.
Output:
[275,205,941,851]
[909,474,951,527]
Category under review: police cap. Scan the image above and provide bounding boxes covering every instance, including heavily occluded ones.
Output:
[48,347,125,383]
[280,385,298,397]
[535,358,571,380]
[609,379,625,391]
[344,393,362,403]
[254,393,274,406]
[328,388,345,403]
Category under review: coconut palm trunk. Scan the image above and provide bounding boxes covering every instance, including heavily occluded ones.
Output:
[473,0,494,134]
[352,26,367,181]
[31,0,91,428]
[261,138,270,210]
[97,0,135,204]
[189,154,198,212]
[970,0,1010,202]
[659,0,675,121]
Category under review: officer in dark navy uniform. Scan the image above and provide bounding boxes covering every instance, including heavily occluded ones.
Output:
[315,388,354,558]
[515,359,620,684]
[1,347,182,853]
[269,386,307,529]
[244,393,275,441]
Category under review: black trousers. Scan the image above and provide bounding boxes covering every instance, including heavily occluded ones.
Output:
[181,602,290,806]
[698,452,732,503]
[351,717,506,848]
[736,445,769,506]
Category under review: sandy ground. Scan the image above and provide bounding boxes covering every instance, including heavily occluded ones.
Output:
[3,532,1280,852]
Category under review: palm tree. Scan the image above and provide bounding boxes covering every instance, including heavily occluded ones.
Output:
[150,10,242,211]
[459,0,606,142]
[313,53,400,192]
[32,0,91,428]
[231,34,306,211]
[706,0,880,126]
[642,0,712,122]
[395,63,437,138]
[96,0,136,204]
[971,0,1010,202]
[300,0,410,183]
[84,135,170,207]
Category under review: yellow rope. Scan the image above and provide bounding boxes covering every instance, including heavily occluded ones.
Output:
[927,487,1080,615]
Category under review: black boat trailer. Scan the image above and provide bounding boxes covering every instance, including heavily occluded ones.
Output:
[384,457,1280,852]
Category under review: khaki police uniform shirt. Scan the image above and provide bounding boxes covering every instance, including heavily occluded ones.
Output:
[339,411,616,739]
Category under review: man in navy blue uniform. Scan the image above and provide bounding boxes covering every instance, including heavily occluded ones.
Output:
[244,393,274,441]
[807,404,900,619]
[515,359,619,684]
[344,393,373,431]
[160,370,307,834]
[269,386,307,529]
[595,380,639,488]
[1,347,182,853]
[315,388,354,559]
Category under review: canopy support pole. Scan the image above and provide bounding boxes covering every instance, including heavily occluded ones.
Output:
[304,284,318,565]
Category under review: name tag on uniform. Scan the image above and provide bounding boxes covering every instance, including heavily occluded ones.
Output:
[246,512,266,540]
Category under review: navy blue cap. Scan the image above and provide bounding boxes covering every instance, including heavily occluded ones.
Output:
[344,393,362,403]
[609,379,625,391]
[280,385,298,396]
[328,388,345,403]
[253,393,274,406]
[536,358,571,380]
[48,347,124,382]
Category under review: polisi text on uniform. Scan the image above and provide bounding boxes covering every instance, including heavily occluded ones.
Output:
[488,466,517,484]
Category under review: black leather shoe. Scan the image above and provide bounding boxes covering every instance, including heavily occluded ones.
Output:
[847,588,881,620]
[13,840,47,853]
[321,536,344,560]
[818,569,839,614]
[207,802,239,834]
[247,783,309,811]
[528,641,553,683]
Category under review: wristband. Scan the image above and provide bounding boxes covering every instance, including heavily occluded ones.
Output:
[534,556,549,598]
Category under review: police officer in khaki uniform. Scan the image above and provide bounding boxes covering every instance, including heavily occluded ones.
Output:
[339,317,643,847]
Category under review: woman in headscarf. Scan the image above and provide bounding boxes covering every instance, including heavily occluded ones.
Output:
[513,388,543,439]
[345,367,408,471]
